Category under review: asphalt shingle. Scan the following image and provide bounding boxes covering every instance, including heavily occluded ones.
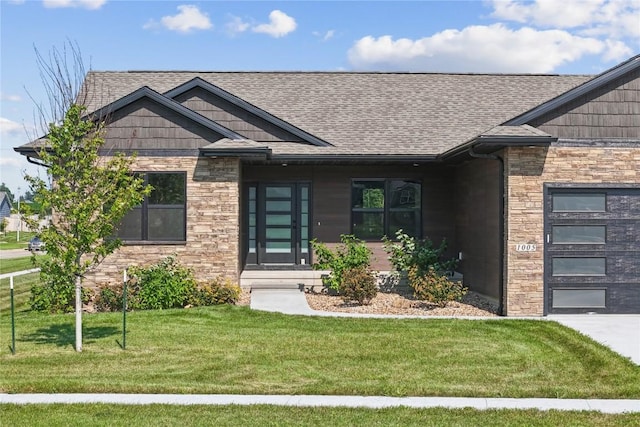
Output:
[80,71,592,155]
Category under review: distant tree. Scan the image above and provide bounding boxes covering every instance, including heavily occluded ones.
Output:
[23,42,151,352]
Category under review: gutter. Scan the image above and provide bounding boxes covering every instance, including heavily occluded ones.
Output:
[468,144,506,316]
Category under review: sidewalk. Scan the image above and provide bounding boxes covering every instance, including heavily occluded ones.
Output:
[2,393,640,413]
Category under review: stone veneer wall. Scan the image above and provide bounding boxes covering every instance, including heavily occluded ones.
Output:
[85,156,240,288]
[504,144,640,316]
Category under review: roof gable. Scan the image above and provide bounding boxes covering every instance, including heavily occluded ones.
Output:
[91,86,245,141]
[164,78,331,147]
[506,55,640,126]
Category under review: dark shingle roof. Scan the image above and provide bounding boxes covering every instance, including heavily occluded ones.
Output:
[80,71,591,155]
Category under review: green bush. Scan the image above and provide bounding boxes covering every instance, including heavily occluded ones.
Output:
[30,275,90,314]
[382,230,457,276]
[311,234,372,292]
[189,276,241,306]
[93,283,125,312]
[128,255,197,310]
[341,266,378,305]
[408,266,467,307]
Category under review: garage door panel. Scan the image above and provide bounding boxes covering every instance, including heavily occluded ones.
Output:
[545,186,640,314]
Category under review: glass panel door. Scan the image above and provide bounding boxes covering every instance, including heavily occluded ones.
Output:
[262,184,295,263]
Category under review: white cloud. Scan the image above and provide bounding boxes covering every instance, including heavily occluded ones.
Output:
[313,29,335,42]
[490,0,640,39]
[0,117,24,136]
[43,0,106,9]
[155,5,213,33]
[0,93,21,102]
[226,15,250,36]
[348,24,610,73]
[253,10,297,38]
[0,157,23,168]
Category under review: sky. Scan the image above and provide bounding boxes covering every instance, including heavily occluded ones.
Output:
[1,0,639,197]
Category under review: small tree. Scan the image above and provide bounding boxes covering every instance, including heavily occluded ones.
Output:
[22,41,151,352]
[24,105,150,352]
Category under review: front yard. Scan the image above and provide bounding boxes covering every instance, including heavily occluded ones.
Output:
[1,304,639,398]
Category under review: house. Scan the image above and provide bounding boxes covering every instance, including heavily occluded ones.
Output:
[0,192,12,222]
[15,55,640,316]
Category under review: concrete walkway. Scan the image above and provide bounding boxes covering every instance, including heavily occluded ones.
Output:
[1,393,640,413]
[251,288,640,365]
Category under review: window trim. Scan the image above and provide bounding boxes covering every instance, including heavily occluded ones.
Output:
[351,178,422,241]
[118,171,187,244]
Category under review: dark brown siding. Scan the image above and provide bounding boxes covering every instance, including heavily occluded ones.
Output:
[104,98,223,150]
[530,68,640,139]
[242,164,457,271]
[454,159,501,299]
[174,87,306,143]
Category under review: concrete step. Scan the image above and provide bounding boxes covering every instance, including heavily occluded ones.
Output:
[241,269,330,290]
[250,283,304,291]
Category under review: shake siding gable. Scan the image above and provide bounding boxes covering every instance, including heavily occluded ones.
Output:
[173,87,306,143]
[103,98,225,151]
[529,68,640,139]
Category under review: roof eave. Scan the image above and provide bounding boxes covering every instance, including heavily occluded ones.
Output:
[439,135,557,161]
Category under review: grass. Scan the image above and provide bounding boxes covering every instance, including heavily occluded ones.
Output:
[0,231,37,250]
[0,255,43,274]
[1,404,639,427]
[0,256,44,312]
[1,301,639,398]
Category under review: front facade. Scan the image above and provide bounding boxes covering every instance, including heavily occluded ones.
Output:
[16,56,640,316]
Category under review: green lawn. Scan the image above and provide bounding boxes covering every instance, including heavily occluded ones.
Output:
[1,404,639,427]
[1,303,639,398]
[0,256,43,313]
[0,231,37,250]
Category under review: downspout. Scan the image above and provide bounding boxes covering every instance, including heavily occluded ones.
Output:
[468,145,506,316]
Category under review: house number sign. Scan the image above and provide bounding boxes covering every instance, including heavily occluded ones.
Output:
[515,244,537,252]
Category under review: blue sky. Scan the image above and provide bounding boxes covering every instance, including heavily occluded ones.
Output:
[1,0,639,195]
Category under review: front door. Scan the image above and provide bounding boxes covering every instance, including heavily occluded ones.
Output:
[245,182,311,266]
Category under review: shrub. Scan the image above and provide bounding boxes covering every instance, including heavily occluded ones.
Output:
[382,230,457,276]
[94,283,125,312]
[127,255,197,310]
[189,276,241,306]
[407,266,467,307]
[30,275,90,313]
[341,266,378,305]
[311,234,372,292]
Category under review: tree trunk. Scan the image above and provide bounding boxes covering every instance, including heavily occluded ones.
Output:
[75,275,82,352]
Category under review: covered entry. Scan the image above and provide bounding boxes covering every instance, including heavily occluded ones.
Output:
[544,185,640,314]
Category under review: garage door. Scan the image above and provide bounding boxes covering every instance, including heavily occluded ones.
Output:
[545,186,640,314]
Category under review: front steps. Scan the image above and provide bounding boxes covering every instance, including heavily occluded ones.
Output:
[240,269,329,291]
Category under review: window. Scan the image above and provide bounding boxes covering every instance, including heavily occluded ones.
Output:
[552,289,606,308]
[552,225,606,244]
[552,257,606,276]
[552,193,606,212]
[117,172,186,242]
[352,179,421,240]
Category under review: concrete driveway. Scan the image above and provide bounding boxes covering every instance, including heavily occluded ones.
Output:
[548,315,640,365]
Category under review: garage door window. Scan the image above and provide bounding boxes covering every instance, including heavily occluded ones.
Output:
[552,289,606,308]
[552,193,606,212]
[552,225,606,244]
[552,257,606,275]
